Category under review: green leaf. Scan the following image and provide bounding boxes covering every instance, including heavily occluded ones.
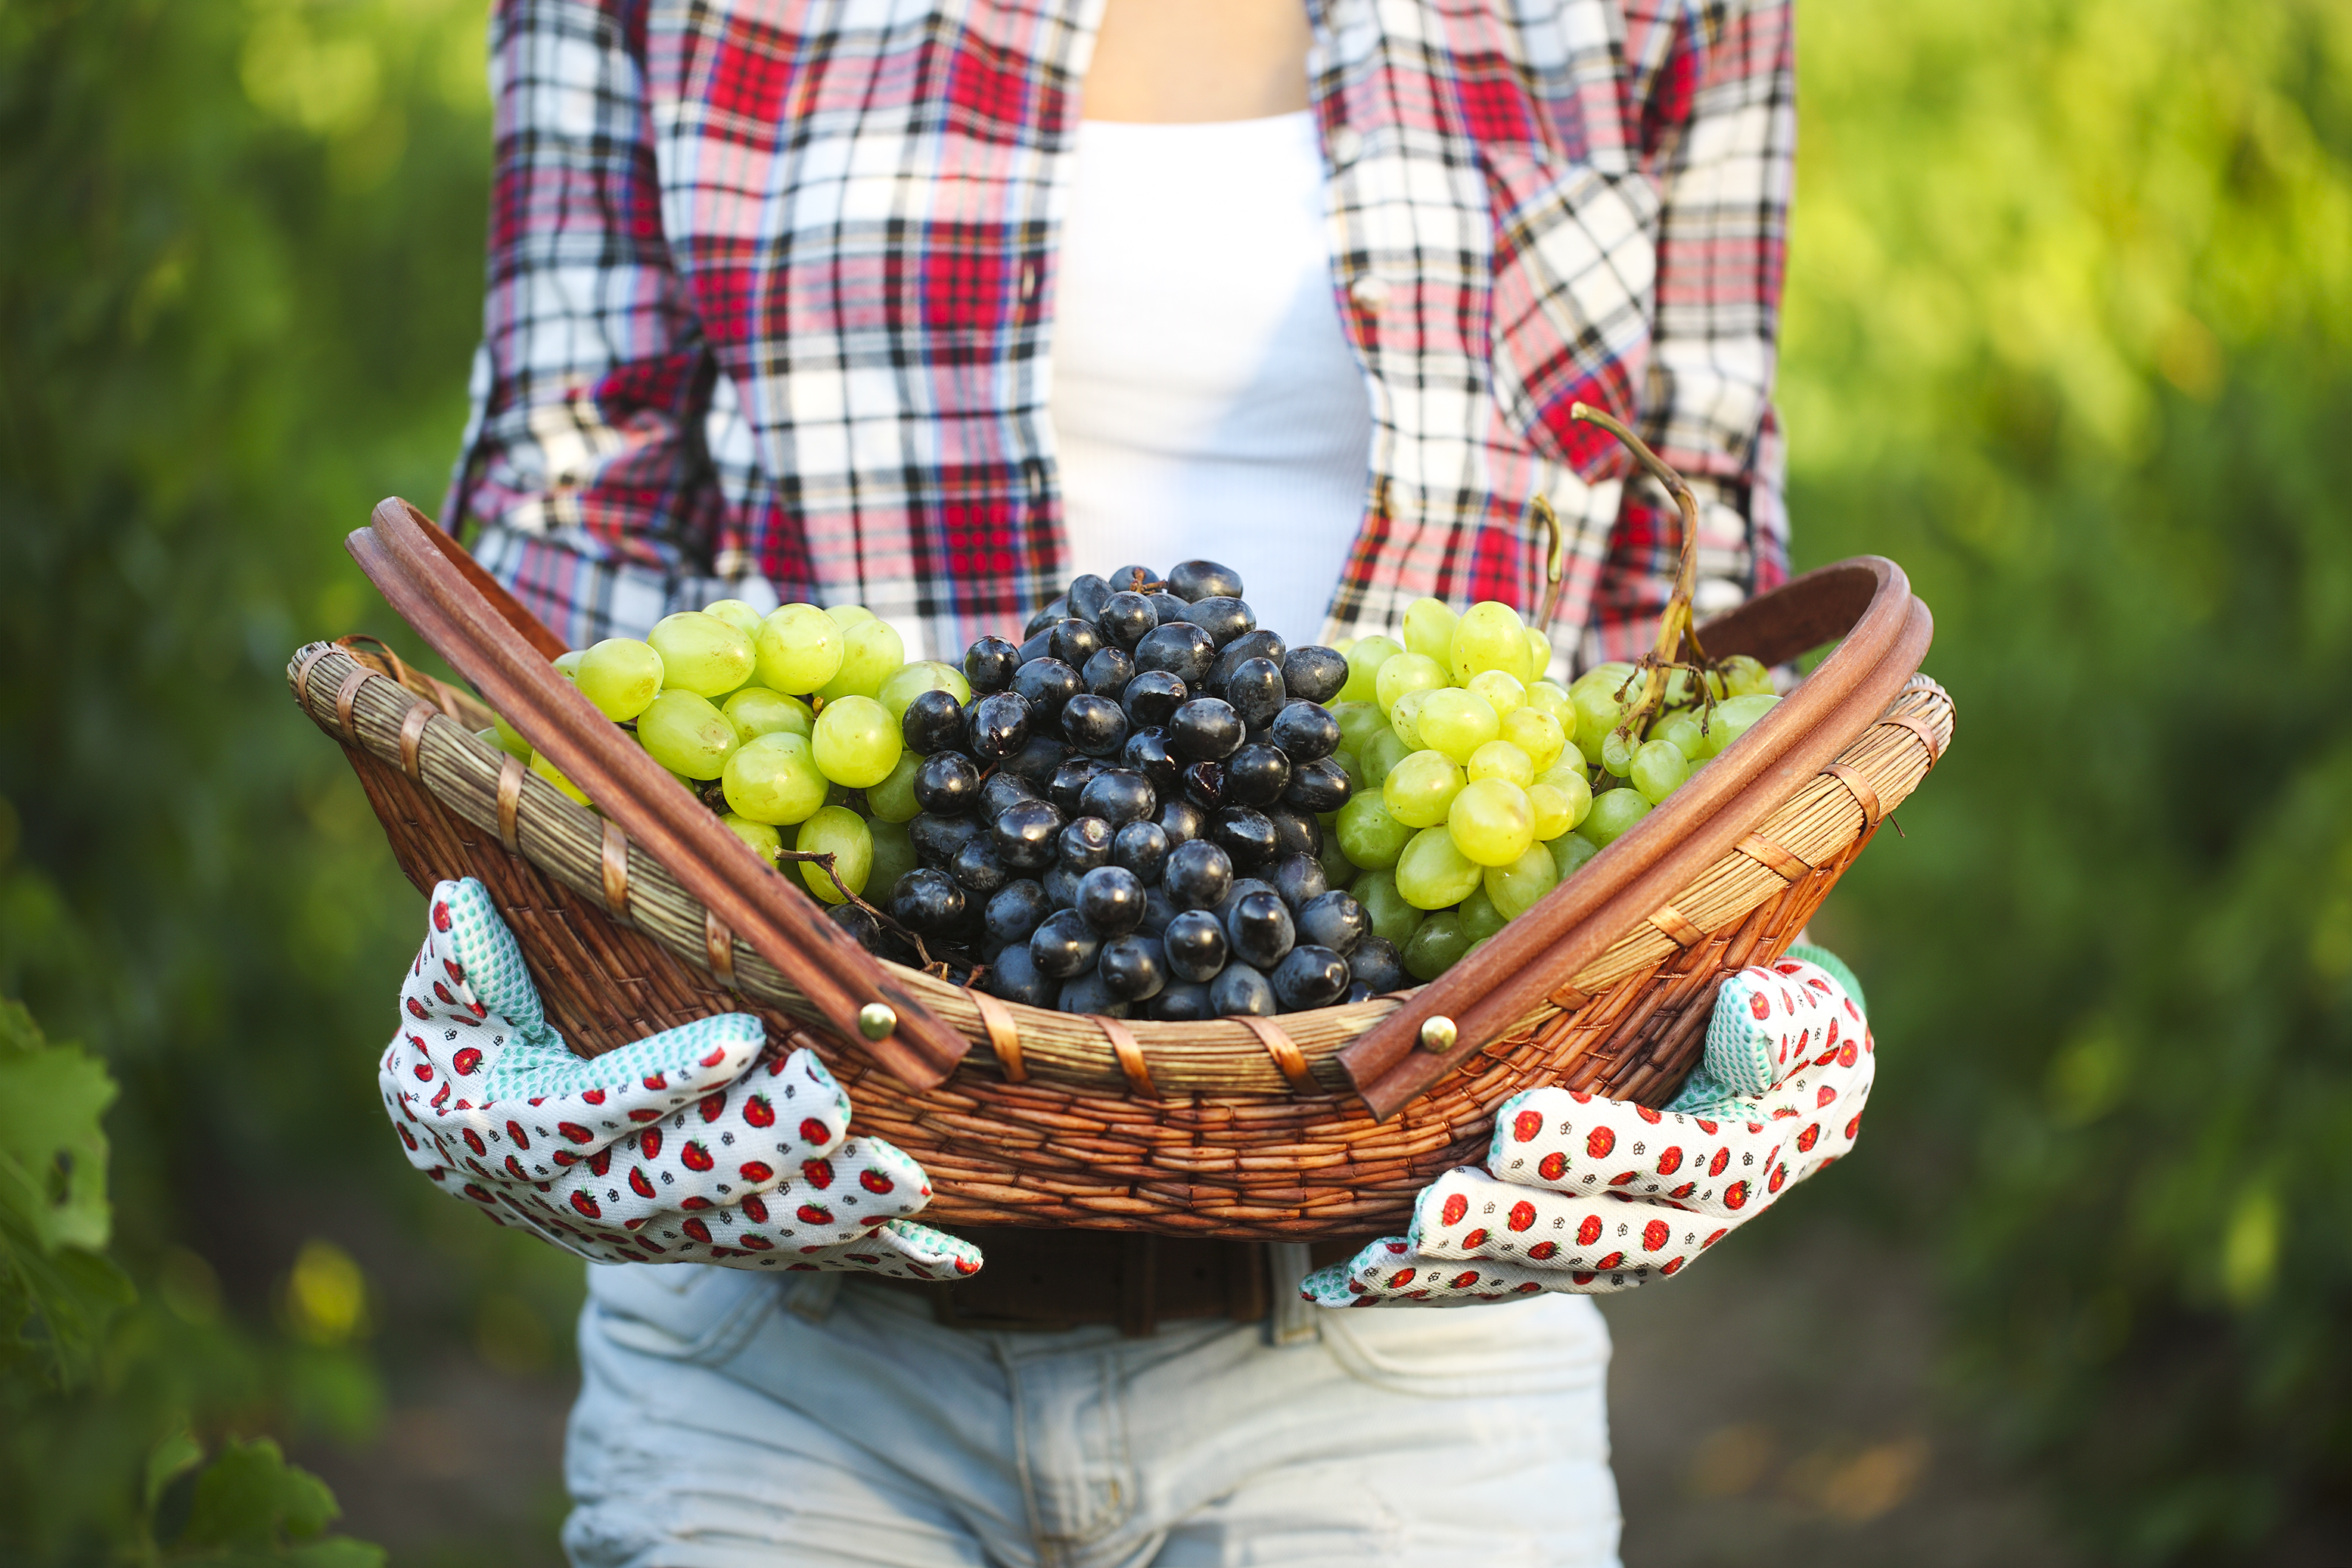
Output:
[174,1439,382,1564]
[0,998,117,1253]
[146,1430,207,1511]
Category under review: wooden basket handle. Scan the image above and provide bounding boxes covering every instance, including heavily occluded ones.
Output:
[345,498,968,1090]
[1341,556,1931,1118]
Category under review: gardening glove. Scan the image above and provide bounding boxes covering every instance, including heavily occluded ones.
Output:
[1303,946,1871,1307]
[379,877,981,1282]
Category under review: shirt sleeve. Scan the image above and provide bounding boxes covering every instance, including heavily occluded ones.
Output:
[1585,0,1794,665]
[442,0,748,647]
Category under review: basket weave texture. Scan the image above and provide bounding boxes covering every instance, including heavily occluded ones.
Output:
[292,634,1950,1241]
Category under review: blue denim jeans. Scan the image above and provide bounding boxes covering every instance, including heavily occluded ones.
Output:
[564,1259,1622,1568]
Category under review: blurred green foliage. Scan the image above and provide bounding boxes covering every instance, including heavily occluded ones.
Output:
[1,0,2347,1560]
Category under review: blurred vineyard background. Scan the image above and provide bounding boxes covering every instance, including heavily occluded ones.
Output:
[2,0,2347,1562]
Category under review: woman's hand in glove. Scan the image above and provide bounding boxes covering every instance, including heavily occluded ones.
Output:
[1303,947,1872,1308]
[380,877,980,1281]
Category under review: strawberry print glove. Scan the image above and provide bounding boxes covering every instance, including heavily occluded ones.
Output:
[380,878,981,1283]
[1302,952,1872,1308]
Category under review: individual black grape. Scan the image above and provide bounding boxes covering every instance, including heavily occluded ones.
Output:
[984,879,1053,945]
[1282,756,1352,813]
[1154,980,1213,1020]
[1067,573,1113,623]
[1080,767,1157,827]
[1160,798,1209,847]
[1051,616,1105,669]
[1182,761,1226,809]
[1345,980,1377,1004]
[1018,625,1056,663]
[949,837,1009,895]
[1098,934,1167,1001]
[1057,969,1129,1018]
[965,691,1032,761]
[1026,596,1070,637]
[992,798,1064,871]
[1222,657,1286,729]
[1097,591,1157,650]
[1145,591,1191,629]
[1211,806,1279,867]
[1108,564,1155,593]
[1269,852,1328,911]
[1122,727,1182,794]
[1122,669,1188,728]
[913,752,982,815]
[1162,909,1229,983]
[1223,742,1292,807]
[1208,963,1277,1017]
[978,769,1042,820]
[1271,945,1350,1011]
[1349,935,1409,993]
[1048,757,1103,815]
[1263,806,1322,859]
[1137,883,1178,937]
[825,899,882,952]
[1282,646,1350,704]
[1168,559,1245,602]
[1169,697,1244,761]
[1082,646,1136,697]
[1226,889,1296,969]
[1011,657,1081,721]
[1134,622,1216,685]
[1029,907,1100,978]
[982,943,1057,1008]
[909,812,985,868]
[1002,734,1064,789]
[1295,890,1368,955]
[1179,595,1254,647]
[1058,815,1114,871]
[890,869,965,933]
[1207,628,1286,693]
[1112,820,1170,883]
[1269,700,1341,762]
[902,689,967,755]
[1061,694,1128,756]
[965,636,1021,694]
[1042,863,1083,910]
[1076,865,1146,936]
[1164,839,1233,909]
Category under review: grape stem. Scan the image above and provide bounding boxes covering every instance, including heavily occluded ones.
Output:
[1567,402,1716,742]
[775,848,939,972]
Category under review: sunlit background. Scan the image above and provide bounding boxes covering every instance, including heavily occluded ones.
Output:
[3,0,2347,1561]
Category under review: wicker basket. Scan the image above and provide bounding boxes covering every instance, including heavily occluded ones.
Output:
[293,498,1950,1241]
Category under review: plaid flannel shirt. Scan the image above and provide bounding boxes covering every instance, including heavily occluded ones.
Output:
[445,0,1793,661]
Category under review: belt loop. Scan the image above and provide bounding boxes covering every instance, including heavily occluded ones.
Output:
[1264,1243,1320,1346]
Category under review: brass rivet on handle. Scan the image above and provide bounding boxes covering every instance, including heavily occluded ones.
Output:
[1418,1015,1458,1054]
[858,1002,897,1042]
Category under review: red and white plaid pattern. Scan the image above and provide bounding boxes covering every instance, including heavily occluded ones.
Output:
[445,0,1793,660]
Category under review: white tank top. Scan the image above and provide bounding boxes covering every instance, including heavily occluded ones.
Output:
[1049,111,1373,642]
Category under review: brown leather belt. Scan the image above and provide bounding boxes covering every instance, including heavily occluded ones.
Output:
[872,1227,1370,1337]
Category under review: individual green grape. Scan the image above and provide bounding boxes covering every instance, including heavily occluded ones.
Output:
[1396,826,1484,909]
[1651,709,1708,760]
[1401,596,1459,663]
[867,817,918,894]
[722,732,828,824]
[810,694,902,787]
[865,750,924,822]
[1333,746,1364,792]
[1533,759,1593,830]
[530,748,593,806]
[1448,778,1533,866]
[1570,661,1636,700]
[1549,831,1602,880]
[1525,678,1573,727]
[1709,693,1782,753]
[636,689,741,780]
[723,686,814,745]
[1448,601,1532,682]
[1415,688,1501,762]
[754,604,844,695]
[1338,635,1404,704]
[1336,792,1415,870]
[794,805,874,904]
[1457,886,1508,944]
[1581,787,1652,847]
[1500,707,1565,773]
[1465,669,1524,718]
[816,619,906,703]
[1387,688,1434,750]
[1331,701,1389,753]
[648,610,757,697]
[1718,654,1774,698]
[877,660,972,721]
[1599,726,1639,778]
[1319,830,1356,890]
[825,604,877,629]
[701,598,767,640]
[1630,739,1689,805]
[1484,842,1559,921]
[479,719,531,762]
[1572,684,1633,765]
[1403,911,1471,981]
[1384,750,1466,829]
[1375,650,1449,713]
[1465,739,1534,788]
[1352,869,1426,949]
[1360,728,1413,789]
[720,812,783,865]
[1524,626,1554,681]
[576,638,665,721]
[551,649,586,682]
[1527,783,1574,840]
